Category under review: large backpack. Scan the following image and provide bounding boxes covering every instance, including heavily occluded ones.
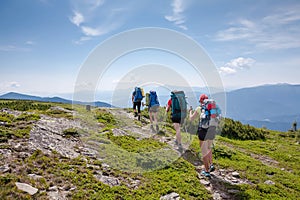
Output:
[134,87,144,102]
[200,99,221,128]
[171,91,187,119]
[149,91,159,107]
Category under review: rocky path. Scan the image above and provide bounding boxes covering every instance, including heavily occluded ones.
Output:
[108,108,252,200]
[1,107,255,200]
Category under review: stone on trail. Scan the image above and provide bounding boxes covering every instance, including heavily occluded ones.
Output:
[15,182,38,195]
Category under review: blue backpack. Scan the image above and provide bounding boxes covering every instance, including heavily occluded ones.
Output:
[200,99,221,128]
[149,91,159,107]
[134,87,144,102]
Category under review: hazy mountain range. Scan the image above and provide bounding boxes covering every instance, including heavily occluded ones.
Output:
[1,83,299,132]
[0,92,112,108]
[225,84,300,131]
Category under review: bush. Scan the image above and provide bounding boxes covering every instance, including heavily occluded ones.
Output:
[45,109,73,119]
[221,118,267,140]
[0,100,51,111]
[0,113,14,123]
[63,128,80,138]
[14,113,40,122]
[95,109,116,125]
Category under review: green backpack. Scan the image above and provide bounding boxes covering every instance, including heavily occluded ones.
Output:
[145,93,150,106]
[171,91,187,119]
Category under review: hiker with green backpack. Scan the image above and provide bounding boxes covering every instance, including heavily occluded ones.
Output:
[166,90,187,151]
[146,90,160,133]
[132,87,145,121]
[189,94,221,178]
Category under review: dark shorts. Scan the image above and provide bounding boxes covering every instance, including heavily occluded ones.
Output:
[171,115,185,124]
[133,101,141,113]
[197,126,216,141]
[149,105,159,112]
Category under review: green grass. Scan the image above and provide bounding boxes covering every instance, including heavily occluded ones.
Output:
[0,113,40,142]
[107,132,166,153]
[1,100,300,199]
[0,100,51,111]
[210,136,300,199]
[1,149,210,200]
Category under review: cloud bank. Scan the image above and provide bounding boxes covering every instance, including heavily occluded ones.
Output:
[215,5,300,50]
[219,57,255,75]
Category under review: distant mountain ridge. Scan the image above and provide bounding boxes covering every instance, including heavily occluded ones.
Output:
[0,92,112,108]
[1,83,299,131]
[225,84,300,131]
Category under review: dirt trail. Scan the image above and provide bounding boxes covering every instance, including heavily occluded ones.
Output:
[218,141,280,168]
[108,108,249,200]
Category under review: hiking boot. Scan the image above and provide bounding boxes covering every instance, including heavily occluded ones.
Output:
[209,164,215,172]
[201,170,211,178]
[156,125,159,133]
[138,115,141,121]
[150,125,155,132]
[134,112,138,117]
[178,144,183,152]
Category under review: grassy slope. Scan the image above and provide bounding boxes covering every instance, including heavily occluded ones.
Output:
[0,100,300,199]
[214,131,300,199]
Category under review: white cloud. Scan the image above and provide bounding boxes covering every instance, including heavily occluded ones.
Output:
[9,82,20,88]
[72,36,92,45]
[165,0,187,30]
[263,7,300,25]
[81,24,118,37]
[92,0,105,9]
[81,26,103,36]
[219,57,255,75]
[69,1,127,43]
[69,11,84,27]
[25,41,35,45]
[0,45,30,52]
[0,82,21,90]
[215,6,300,50]
[219,66,236,75]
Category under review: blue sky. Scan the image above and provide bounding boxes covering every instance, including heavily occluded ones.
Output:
[1,0,300,99]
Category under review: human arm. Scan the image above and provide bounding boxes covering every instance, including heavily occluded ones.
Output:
[165,99,171,112]
[132,91,135,102]
[189,106,200,121]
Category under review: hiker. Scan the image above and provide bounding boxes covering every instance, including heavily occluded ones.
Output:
[166,90,187,151]
[189,94,219,178]
[147,90,160,133]
[132,87,144,121]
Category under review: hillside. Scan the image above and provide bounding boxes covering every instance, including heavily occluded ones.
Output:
[0,100,299,199]
[1,83,299,132]
[225,84,300,131]
[0,92,112,108]
[99,84,300,131]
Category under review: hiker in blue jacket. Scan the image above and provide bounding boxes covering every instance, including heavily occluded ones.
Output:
[132,87,144,121]
[148,90,160,133]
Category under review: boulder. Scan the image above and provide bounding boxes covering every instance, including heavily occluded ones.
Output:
[15,182,38,195]
[160,192,181,200]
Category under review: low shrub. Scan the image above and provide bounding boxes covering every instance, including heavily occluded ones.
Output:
[221,118,267,140]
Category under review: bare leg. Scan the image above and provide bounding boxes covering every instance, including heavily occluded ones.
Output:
[174,123,181,144]
[207,140,213,165]
[153,112,158,125]
[149,111,153,124]
[201,140,210,172]
[153,112,159,132]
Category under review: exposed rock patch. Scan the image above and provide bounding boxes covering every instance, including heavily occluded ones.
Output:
[15,182,38,195]
[29,114,83,159]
